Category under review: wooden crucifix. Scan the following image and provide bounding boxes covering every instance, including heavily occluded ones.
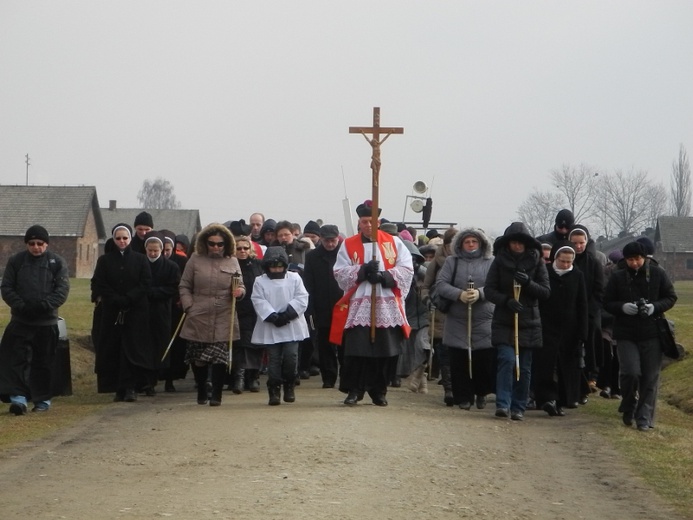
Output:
[349,107,404,342]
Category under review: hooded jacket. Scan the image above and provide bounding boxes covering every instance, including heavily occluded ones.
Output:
[434,228,495,350]
[484,222,551,348]
[179,223,245,345]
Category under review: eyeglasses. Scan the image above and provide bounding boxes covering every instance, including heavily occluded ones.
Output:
[236,246,250,251]
[114,237,129,241]
[27,241,45,246]
[207,241,225,248]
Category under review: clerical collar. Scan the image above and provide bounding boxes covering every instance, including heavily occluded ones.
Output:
[360,233,374,243]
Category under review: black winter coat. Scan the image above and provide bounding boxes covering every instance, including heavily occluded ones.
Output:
[539,266,588,356]
[147,256,180,365]
[91,248,152,392]
[236,257,264,347]
[603,261,676,341]
[485,223,551,348]
[303,244,343,329]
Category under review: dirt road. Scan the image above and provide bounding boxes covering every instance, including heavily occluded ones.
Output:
[0,377,683,520]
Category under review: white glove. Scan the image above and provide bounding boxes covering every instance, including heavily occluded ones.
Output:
[459,289,480,304]
[622,303,638,316]
[645,303,655,316]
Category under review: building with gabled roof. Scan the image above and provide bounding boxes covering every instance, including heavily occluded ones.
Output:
[654,216,693,281]
[0,185,106,278]
[100,200,201,242]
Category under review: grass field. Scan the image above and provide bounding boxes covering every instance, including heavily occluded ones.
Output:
[0,278,692,514]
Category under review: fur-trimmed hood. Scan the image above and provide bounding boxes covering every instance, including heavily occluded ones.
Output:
[452,227,493,260]
[194,222,236,257]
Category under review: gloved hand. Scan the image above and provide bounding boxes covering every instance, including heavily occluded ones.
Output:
[357,263,369,282]
[622,303,638,316]
[264,312,280,324]
[514,271,530,287]
[273,314,289,327]
[506,299,523,313]
[465,289,480,304]
[367,271,384,285]
[645,303,655,316]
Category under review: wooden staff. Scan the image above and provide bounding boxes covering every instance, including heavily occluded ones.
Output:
[349,107,404,343]
[228,272,241,372]
[513,280,522,381]
[161,312,186,362]
[427,301,435,381]
[467,276,474,380]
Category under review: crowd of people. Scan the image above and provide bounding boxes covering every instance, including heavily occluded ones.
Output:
[0,206,677,432]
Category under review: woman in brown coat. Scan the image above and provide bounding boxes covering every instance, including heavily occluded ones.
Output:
[179,223,245,406]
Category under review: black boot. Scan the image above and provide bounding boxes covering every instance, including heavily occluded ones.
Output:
[192,364,208,405]
[210,364,226,406]
[246,369,260,392]
[232,367,245,395]
[283,382,296,403]
[440,365,454,406]
[268,385,281,406]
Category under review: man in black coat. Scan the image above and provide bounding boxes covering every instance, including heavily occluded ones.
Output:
[0,225,70,415]
[303,225,344,388]
[536,209,574,246]
[603,241,677,431]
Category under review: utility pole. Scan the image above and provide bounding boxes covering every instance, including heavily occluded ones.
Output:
[25,153,30,185]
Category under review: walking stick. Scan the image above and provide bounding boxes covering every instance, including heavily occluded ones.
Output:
[467,276,474,380]
[161,312,186,362]
[427,302,435,381]
[513,280,522,381]
[228,272,241,372]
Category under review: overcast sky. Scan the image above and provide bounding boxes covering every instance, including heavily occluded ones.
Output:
[2,1,692,238]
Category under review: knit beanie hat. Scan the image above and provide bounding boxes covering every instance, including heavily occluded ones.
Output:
[24,225,49,243]
[303,220,321,236]
[636,236,655,256]
[555,209,575,228]
[134,211,154,228]
[622,241,646,259]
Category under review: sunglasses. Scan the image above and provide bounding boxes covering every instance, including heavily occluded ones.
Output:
[207,241,225,248]
[27,240,46,246]
[236,246,250,251]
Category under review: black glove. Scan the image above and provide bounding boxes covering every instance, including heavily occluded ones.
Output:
[365,259,379,275]
[506,299,523,313]
[264,312,280,324]
[514,271,530,287]
[357,264,369,282]
[367,271,384,285]
[282,305,299,321]
[273,314,289,327]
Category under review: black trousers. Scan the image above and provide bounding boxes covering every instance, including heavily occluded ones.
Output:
[0,322,58,403]
[448,347,495,404]
[316,327,340,386]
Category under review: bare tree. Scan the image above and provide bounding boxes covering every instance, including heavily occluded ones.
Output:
[516,189,564,237]
[550,163,599,223]
[669,143,691,217]
[597,169,654,234]
[137,178,182,209]
[644,182,669,230]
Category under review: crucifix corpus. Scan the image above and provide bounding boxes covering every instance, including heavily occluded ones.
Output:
[349,107,404,342]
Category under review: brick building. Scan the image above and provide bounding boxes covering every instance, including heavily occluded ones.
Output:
[0,185,106,278]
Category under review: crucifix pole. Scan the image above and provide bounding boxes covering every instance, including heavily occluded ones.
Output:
[349,107,404,342]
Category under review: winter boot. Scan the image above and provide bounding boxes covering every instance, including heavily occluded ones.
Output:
[407,365,425,393]
[246,369,261,392]
[232,367,245,395]
[209,364,226,406]
[283,382,296,403]
[418,369,429,394]
[440,365,454,406]
[268,385,281,406]
[192,364,209,405]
